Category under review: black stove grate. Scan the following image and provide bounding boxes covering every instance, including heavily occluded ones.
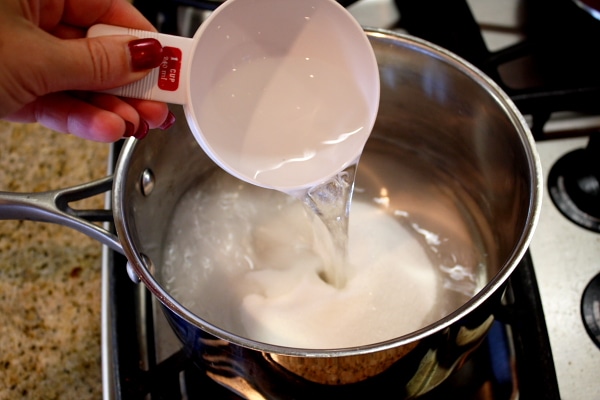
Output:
[394,0,600,140]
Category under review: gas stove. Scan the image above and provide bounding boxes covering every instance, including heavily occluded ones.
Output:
[102,0,600,398]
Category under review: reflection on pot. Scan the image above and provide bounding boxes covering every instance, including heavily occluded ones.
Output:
[405,315,495,397]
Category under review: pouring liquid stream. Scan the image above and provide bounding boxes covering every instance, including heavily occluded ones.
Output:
[292,163,358,289]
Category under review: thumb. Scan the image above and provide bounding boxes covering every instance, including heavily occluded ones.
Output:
[40,35,163,94]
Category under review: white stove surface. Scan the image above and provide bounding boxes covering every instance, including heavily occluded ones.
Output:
[530,138,600,400]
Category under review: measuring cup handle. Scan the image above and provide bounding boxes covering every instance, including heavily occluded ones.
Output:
[87,24,193,104]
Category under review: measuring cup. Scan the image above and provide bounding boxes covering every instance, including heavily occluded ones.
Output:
[89,0,380,193]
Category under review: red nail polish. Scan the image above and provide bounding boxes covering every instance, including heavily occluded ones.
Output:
[129,39,163,71]
[134,120,150,140]
[158,111,176,130]
[123,121,135,137]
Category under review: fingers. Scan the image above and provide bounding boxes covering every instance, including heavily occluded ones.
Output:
[82,93,140,128]
[84,95,173,137]
[32,92,127,142]
[39,35,163,94]
[0,0,174,142]
[60,0,156,32]
[8,92,175,142]
[0,6,162,118]
[123,98,170,129]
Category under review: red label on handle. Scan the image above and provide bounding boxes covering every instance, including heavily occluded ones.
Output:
[158,46,182,91]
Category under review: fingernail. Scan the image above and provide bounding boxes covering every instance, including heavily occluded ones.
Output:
[158,111,176,130]
[124,121,135,137]
[134,120,150,140]
[129,38,163,71]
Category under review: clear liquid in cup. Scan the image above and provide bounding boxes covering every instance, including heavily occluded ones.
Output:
[196,55,372,191]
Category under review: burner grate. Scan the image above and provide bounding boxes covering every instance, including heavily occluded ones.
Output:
[394,0,600,140]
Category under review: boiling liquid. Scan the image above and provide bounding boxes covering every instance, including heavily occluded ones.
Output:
[161,138,489,348]
[196,56,372,190]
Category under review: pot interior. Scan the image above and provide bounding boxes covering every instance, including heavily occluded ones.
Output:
[115,30,540,354]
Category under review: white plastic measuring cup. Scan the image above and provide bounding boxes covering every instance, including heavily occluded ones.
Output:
[89,0,379,193]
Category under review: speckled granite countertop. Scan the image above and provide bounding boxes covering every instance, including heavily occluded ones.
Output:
[0,121,109,399]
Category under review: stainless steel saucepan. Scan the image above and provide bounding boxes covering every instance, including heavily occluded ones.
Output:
[0,29,541,398]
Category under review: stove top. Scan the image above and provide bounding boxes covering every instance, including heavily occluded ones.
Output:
[530,137,600,399]
[102,0,600,398]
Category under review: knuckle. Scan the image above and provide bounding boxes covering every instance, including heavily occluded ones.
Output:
[86,39,115,86]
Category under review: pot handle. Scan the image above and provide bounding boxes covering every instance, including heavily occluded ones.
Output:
[0,176,123,254]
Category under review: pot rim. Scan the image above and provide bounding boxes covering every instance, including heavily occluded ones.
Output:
[113,28,543,358]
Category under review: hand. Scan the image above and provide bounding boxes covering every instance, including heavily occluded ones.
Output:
[0,0,175,141]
